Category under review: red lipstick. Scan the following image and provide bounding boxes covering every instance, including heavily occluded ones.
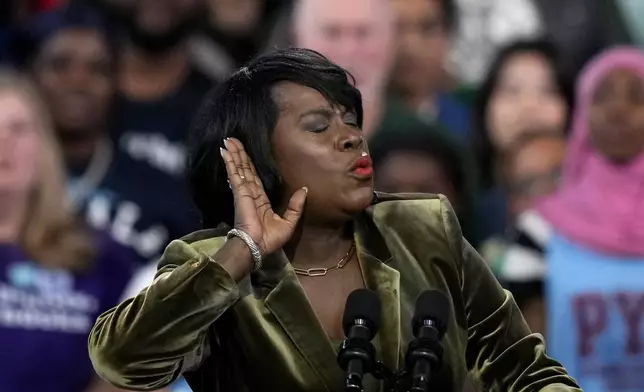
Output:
[351,155,374,177]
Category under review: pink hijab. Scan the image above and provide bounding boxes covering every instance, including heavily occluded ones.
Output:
[538,47,644,257]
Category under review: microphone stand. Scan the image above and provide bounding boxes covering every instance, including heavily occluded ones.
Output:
[366,362,419,392]
[370,362,405,392]
[339,343,429,392]
[338,358,408,392]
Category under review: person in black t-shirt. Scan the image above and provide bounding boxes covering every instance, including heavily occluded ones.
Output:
[95,0,213,263]
[107,0,213,152]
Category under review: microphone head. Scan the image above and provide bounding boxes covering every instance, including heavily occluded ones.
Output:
[412,290,450,338]
[342,289,381,338]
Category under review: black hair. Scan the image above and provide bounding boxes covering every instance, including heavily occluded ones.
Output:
[472,38,573,189]
[12,3,117,69]
[504,280,543,310]
[189,47,363,228]
[371,129,471,205]
[370,128,480,246]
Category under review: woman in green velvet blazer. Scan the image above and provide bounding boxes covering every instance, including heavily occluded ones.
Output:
[88,48,580,392]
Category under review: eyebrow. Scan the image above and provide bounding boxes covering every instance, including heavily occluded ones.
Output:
[298,107,335,121]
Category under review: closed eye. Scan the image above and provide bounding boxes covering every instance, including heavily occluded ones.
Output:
[300,107,333,133]
[307,121,329,133]
[343,111,359,128]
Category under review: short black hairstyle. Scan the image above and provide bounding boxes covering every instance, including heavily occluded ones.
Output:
[370,128,480,245]
[504,280,543,311]
[189,47,363,228]
[371,128,471,206]
[472,38,573,189]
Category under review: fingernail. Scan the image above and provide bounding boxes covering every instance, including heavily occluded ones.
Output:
[220,147,225,156]
[303,187,308,194]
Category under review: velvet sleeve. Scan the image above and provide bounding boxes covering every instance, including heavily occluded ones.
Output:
[438,197,581,391]
[88,238,239,391]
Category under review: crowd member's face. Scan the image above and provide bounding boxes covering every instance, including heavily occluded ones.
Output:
[390,0,448,97]
[122,0,199,52]
[293,0,394,98]
[589,68,644,162]
[208,0,262,36]
[270,82,374,223]
[375,151,458,211]
[506,137,565,217]
[34,28,113,138]
[487,52,567,149]
[0,91,40,194]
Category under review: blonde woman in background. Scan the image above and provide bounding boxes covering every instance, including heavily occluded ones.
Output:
[0,69,135,392]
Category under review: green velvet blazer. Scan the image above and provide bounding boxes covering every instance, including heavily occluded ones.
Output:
[88,193,581,392]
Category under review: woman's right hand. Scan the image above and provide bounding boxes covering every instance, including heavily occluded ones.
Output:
[220,138,307,256]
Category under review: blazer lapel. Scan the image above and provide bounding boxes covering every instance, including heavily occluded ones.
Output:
[263,250,343,391]
[354,211,402,371]
[257,199,404,390]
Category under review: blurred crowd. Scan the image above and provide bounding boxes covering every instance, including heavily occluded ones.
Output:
[1,0,644,391]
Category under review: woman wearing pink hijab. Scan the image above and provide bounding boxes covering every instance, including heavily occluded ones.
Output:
[536,47,644,392]
[539,47,644,254]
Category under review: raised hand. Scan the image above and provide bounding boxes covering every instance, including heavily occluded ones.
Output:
[220,138,307,255]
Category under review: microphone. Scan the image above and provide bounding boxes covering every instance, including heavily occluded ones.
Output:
[405,290,450,392]
[337,288,382,392]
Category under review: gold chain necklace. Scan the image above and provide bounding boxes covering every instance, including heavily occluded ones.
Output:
[293,242,356,277]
